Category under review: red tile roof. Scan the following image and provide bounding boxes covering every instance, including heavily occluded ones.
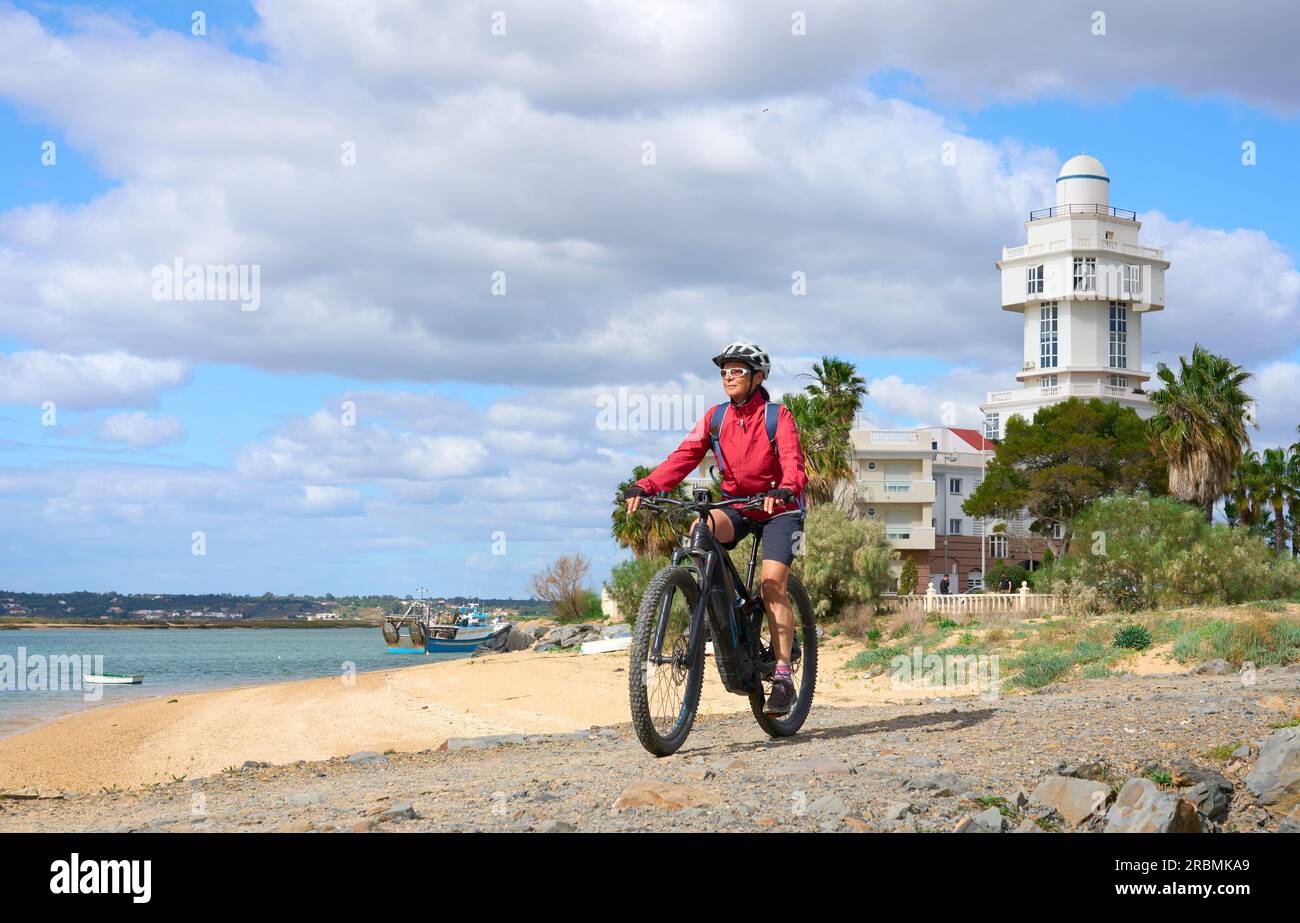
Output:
[949,427,996,451]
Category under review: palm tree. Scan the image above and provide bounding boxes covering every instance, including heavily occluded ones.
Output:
[1147,345,1255,522]
[1226,450,1264,529]
[1255,447,1300,556]
[801,357,869,430]
[784,357,869,508]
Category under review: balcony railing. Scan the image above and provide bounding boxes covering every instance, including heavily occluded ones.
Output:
[986,383,1145,404]
[1002,238,1163,261]
[1029,204,1137,221]
[853,479,936,503]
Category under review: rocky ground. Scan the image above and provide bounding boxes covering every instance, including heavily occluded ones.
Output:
[3,664,1298,833]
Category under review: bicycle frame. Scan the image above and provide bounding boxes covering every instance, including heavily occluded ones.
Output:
[661,506,767,695]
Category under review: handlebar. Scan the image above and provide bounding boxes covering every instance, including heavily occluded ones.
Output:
[614,492,770,513]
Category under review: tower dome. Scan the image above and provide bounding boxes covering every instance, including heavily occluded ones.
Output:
[1055,154,1109,208]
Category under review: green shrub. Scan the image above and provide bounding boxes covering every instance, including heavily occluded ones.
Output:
[1054,492,1293,609]
[604,555,669,625]
[985,560,1033,592]
[1113,624,1153,651]
[898,556,918,595]
[791,505,897,620]
[1008,648,1075,688]
[1170,616,1300,667]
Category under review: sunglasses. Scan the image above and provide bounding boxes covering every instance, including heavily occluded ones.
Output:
[719,367,752,379]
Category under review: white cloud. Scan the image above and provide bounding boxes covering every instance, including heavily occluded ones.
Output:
[97,412,185,447]
[0,351,188,411]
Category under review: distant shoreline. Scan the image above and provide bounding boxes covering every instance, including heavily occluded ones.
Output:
[0,620,380,630]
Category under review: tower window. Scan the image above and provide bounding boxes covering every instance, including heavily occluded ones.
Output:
[1027,264,1044,295]
[989,535,1008,559]
[1039,302,1058,369]
[1040,374,1057,388]
[1109,374,1129,388]
[984,412,999,440]
[1073,257,1096,292]
[1109,301,1128,368]
[949,519,963,535]
[1123,263,1142,298]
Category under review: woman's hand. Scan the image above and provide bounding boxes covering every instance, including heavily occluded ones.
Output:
[621,484,646,514]
[763,488,795,514]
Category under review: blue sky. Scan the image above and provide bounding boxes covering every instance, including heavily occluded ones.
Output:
[2,1,1299,596]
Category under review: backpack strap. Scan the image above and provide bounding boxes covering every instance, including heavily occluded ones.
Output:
[764,402,780,458]
[708,403,729,481]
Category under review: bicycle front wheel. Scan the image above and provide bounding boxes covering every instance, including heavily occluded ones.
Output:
[629,566,705,756]
[751,574,817,737]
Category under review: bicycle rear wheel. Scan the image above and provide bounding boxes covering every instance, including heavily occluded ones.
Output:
[750,574,817,737]
[629,566,705,756]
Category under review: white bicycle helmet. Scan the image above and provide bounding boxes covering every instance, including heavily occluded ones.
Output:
[712,340,771,377]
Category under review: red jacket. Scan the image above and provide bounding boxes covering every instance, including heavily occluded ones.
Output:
[636,392,808,521]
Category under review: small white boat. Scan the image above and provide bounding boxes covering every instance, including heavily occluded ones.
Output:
[83,674,143,685]
[579,637,632,655]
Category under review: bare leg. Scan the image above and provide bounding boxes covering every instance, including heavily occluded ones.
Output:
[760,559,793,666]
[703,508,735,544]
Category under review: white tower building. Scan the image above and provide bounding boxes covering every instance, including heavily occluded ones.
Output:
[980,155,1170,440]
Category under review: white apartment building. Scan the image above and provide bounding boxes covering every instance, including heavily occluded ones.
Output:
[981,154,1169,440]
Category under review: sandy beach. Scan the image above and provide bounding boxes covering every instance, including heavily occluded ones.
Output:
[0,637,985,793]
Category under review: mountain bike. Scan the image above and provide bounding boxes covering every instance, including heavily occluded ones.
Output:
[620,490,817,756]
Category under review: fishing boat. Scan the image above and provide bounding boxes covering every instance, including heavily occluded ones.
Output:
[83,673,144,685]
[382,600,511,654]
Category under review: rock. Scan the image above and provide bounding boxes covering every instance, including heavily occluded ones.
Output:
[241,760,269,770]
[843,817,872,832]
[377,802,418,822]
[1029,775,1113,827]
[953,815,996,832]
[1104,778,1202,833]
[1193,659,1231,676]
[880,801,912,821]
[1167,760,1233,820]
[1185,780,1233,821]
[279,820,315,833]
[601,624,632,639]
[682,768,714,782]
[535,819,576,833]
[345,751,388,765]
[1245,727,1300,812]
[902,772,967,796]
[613,780,723,812]
[973,806,1007,831]
[1012,789,1030,809]
[349,819,377,833]
[505,628,534,652]
[1232,745,1252,759]
[809,795,850,820]
[533,642,560,653]
[1060,757,1111,782]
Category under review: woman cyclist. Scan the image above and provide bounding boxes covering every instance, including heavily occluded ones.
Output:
[621,341,808,716]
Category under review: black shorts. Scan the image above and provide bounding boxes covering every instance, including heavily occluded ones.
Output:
[719,507,805,566]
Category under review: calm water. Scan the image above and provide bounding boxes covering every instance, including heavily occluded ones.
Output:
[0,628,461,739]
